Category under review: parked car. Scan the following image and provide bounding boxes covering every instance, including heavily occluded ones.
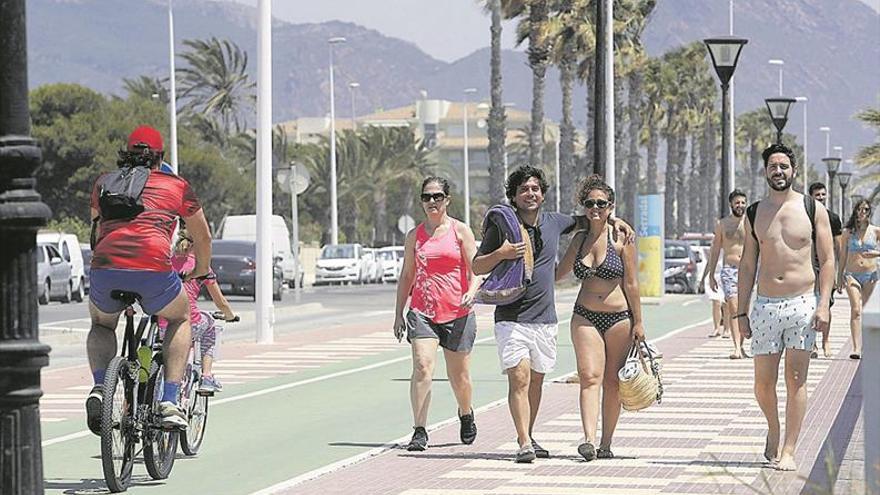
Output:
[377,246,403,283]
[664,240,699,294]
[207,240,283,301]
[37,232,86,302]
[220,214,300,289]
[314,244,365,285]
[361,248,383,284]
[36,243,73,304]
[80,243,92,295]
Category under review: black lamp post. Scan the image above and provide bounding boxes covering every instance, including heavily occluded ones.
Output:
[0,1,52,493]
[705,36,748,219]
[822,156,841,214]
[838,171,852,216]
[765,97,797,144]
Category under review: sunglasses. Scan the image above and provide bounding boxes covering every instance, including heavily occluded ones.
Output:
[420,192,447,203]
[583,199,611,209]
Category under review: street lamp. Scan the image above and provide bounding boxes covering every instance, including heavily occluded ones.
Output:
[795,96,808,188]
[705,36,748,218]
[822,156,841,214]
[502,102,515,181]
[819,126,831,157]
[768,59,784,95]
[348,82,359,132]
[838,170,853,216]
[328,36,346,245]
[765,97,797,144]
[0,1,53,492]
[462,87,477,228]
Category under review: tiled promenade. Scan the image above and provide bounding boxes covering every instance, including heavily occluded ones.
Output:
[278,300,867,495]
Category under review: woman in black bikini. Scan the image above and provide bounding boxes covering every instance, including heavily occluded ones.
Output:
[556,175,645,461]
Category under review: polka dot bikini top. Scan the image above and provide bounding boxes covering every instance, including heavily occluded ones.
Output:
[573,228,624,280]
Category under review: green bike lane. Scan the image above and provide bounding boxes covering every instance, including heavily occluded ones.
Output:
[41,293,709,495]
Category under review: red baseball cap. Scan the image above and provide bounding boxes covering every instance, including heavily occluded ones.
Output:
[127,125,164,152]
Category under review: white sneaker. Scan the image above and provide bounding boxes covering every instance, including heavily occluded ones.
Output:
[158,401,187,430]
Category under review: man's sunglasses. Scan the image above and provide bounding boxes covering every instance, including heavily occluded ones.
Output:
[420,192,447,203]
[583,199,611,209]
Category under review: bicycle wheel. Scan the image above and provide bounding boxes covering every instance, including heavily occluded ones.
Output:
[180,375,209,455]
[100,356,136,493]
[143,358,178,480]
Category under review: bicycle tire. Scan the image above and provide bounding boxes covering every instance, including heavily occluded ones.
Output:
[100,356,135,493]
[143,359,178,480]
[180,380,209,455]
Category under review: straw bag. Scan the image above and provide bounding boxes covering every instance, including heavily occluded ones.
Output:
[618,340,663,411]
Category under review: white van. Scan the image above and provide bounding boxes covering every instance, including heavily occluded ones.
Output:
[37,231,86,302]
[219,215,303,288]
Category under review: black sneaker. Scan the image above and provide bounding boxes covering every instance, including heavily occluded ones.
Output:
[532,439,549,458]
[407,426,428,451]
[459,410,477,445]
[85,385,103,435]
[578,442,597,462]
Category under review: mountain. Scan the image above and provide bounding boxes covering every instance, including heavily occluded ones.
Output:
[26,0,879,165]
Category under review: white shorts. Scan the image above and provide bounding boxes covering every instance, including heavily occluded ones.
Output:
[749,293,817,356]
[494,321,558,374]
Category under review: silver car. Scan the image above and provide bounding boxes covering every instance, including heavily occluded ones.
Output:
[36,243,73,304]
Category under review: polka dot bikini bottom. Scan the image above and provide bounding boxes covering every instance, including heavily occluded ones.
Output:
[573,303,632,335]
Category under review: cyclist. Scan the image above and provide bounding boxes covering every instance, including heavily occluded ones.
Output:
[168,228,236,393]
[86,125,211,433]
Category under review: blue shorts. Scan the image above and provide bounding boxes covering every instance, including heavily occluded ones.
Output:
[90,269,182,315]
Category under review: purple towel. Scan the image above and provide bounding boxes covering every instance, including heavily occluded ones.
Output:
[474,204,532,305]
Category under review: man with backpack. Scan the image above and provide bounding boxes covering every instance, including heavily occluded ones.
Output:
[85,125,213,432]
[736,143,834,472]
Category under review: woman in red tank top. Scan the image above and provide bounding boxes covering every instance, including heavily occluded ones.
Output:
[393,177,480,452]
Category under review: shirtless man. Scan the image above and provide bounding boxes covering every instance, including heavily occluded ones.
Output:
[808,182,844,358]
[702,189,748,359]
[737,144,834,471]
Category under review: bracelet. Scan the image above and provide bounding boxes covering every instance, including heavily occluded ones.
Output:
[732,313,748,319]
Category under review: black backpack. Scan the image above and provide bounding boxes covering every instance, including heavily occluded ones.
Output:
[97,166,151,221]
[746,194,819,276]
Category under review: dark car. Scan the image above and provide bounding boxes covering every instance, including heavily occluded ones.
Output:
[664,240,699,294]
[80,244,92,294]
[208,240,283,301]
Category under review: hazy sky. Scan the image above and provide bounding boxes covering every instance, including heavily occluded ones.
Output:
[227,0,879,62]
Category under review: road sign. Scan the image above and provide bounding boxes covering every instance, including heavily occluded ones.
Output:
[397,214,415,235]
[276,165,311,194]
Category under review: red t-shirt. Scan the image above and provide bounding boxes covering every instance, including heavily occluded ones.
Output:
[90,169,202,272]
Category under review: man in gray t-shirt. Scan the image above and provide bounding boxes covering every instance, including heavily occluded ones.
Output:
[474,165,631,463]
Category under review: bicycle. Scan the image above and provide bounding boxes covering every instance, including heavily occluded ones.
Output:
[99,290,183,492]
[179,310,238,456]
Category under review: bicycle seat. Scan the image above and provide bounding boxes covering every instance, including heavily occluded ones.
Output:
[110,290,141,307]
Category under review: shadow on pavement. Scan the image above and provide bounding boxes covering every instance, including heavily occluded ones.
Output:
[44,475,164,494]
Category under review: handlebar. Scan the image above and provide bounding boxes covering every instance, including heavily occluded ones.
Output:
[211,311,240,322]
[178,272,217,281]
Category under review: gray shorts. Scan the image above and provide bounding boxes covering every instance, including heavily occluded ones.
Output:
[749,293,817,356]
[406,310,477,353]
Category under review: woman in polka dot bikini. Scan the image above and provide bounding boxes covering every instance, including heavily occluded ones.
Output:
[556,174,644,462]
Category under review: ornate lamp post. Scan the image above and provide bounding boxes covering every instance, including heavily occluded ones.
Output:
[704,36,748,218]
[0,1,53,493]
[822,156,841,214]
[837,171,853,217]
[765,97,797,144]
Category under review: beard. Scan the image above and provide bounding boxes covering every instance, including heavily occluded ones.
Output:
[732,207,745,217]
[767,174,793,191]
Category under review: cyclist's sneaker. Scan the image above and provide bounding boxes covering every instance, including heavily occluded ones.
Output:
[213,377,223,392]
[198,376,220,394]
[407,426,428,451]
[85,385,103,435]
[158,401,188,430]
[459,410,477,445]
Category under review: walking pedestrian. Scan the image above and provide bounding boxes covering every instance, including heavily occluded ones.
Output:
[837,199,879,360]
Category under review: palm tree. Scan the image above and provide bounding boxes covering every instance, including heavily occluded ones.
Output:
[735,109,773,200]
[854,107,880,202]
[640,57,664,194]
[122,76,168,103]
[511,0,551,167]
[483,0,508,204]
[177,37,256,134]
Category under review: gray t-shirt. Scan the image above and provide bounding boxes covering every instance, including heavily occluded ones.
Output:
[477,211,576,324]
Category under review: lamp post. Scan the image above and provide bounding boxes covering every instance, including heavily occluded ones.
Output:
[328,36,346,245]
[795,96,808,188]
[167,0,179,173]
[765,97,796,144]
[594,0,614,184]
[768,59,784,95]
[705,36,748,218]
[348,82,359,132]
[0,1,53,492]
[838,171,853,216]
[462,87,477,228]
[819,126,831,157]
[822,156,841,215]
[255,0,274,343]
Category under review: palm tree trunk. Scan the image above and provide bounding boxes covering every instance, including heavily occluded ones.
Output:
[646,112,659,194]
[374,189,388,244]
[528,0,549,167]
[664,123,677,237]
[625,71,641,222]
[584,58,596,173]
[676,129,688,235]
[559,48,576,213]
[487,0,506,204]
[688,133,700,232]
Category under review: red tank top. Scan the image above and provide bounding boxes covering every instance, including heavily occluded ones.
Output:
[409,220,470,323]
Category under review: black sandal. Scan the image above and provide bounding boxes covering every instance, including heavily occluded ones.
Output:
[578,442,597,461]
[597,447,614,459]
